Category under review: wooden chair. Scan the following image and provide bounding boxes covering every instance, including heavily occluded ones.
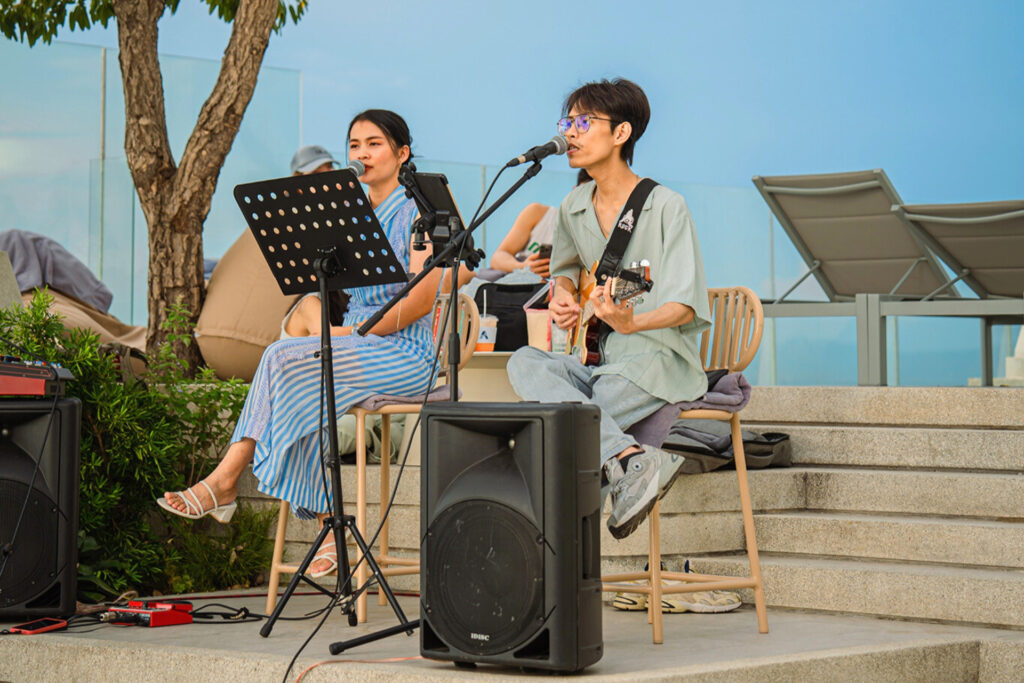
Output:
[602,286,768,643]
[266,292,480,621]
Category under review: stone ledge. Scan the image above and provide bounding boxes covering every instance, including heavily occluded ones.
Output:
[743,386,1024,428]
[804,468,1024,518]
[755,511,1024,568]
[752,424,1024,471]
[694,553,1024,628]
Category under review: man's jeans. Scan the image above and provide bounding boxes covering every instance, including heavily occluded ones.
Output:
[507,346,665,464]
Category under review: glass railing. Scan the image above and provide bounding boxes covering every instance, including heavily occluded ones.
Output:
[1,40,1018,386]
[1,39,300,326]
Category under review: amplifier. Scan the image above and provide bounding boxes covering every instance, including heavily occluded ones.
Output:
[0,358,73,398]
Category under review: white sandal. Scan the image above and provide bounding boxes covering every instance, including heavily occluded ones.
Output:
[157,480,237,523]
[309,543,339,579]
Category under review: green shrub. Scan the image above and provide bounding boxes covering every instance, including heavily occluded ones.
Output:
[0,290,273,600]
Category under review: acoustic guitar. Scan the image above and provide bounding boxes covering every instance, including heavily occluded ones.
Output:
[565,261,653,365]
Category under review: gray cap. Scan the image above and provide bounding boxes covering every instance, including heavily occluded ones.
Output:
[290,144,337,174]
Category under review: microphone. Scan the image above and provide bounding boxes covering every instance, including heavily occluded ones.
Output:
[506,135,569,167]
[343,159,365,176]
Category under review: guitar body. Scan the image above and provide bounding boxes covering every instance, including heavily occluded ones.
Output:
[566,261,652,366]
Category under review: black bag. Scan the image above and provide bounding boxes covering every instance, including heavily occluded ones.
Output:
[663,419,792,474]
[473,283,547,351]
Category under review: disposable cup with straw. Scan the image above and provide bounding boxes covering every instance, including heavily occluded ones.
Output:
[476,289,497,352]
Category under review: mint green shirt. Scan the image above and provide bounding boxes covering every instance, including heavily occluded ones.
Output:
[550,181,711,403]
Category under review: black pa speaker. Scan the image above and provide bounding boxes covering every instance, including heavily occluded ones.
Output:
[420,402,603,673]
[0,398,81,617]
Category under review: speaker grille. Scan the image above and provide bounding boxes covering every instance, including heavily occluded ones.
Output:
[0,479,59,607]
[424,500,544,655]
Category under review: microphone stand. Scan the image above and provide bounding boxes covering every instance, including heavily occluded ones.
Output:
[330,159,544,655]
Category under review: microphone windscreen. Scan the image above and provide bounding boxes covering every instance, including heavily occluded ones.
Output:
[347,159,365,176]
[550,134,569,154]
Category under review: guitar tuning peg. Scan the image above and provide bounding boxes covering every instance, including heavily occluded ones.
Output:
[630,261,639,269]
[639,259,650,267]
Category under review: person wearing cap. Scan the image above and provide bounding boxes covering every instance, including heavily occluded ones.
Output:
[290,144,338,175]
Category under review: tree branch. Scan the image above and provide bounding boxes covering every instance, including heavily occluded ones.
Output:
[112,0,175,212]
[171,0,279,223]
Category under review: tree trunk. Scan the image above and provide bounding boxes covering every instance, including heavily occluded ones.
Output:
[112,0,280,372]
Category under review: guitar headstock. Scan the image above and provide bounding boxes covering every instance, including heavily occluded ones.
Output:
[610,261,653,303]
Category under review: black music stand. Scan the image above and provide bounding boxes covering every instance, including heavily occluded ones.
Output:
[232,169,414,637]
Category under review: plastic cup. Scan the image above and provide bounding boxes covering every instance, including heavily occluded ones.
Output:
[550,320,570,354]
[476,314,498,352]
[525,309,551,351]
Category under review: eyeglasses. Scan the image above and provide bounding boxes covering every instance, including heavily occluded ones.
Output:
[557,114,615,135]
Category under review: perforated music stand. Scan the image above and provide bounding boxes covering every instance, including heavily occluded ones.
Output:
[236,170,407,291]
[233,169,413,637]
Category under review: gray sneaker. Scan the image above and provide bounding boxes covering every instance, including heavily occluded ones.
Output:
[601,457,625,507]
[606,450,661,539]
[655,446,686,499]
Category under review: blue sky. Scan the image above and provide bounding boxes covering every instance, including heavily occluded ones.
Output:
[63,0,1023,204]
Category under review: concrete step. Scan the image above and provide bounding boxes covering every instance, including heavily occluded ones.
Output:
[749,424,1024,472]
[743,386,1024,428]
[240,466,810,564]
[804,468,1024,519]
[694,553,1024,629]
[240,464,808,516]
[7,594,1024,682]
[755,511,1024,569]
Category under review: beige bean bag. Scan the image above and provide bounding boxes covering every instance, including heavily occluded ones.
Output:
[21,288,146,351]
[196,229,299,381]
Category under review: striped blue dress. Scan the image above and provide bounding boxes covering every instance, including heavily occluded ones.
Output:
[233,186,435,517]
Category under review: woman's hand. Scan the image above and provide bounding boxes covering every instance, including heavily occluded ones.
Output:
[523,253,551,278]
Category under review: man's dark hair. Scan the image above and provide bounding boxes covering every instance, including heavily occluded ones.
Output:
[563,78,650,165]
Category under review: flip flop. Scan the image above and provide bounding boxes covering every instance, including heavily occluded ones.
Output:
[157,480,237,523]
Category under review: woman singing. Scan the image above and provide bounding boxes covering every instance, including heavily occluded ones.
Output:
[159,109,441,577]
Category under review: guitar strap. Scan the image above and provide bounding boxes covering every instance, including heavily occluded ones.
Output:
[593,177,659,284]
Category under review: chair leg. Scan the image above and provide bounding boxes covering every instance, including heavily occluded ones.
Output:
[732,414,768,634]
[378,414,391,606]
[649,500,664,644]
[266,500,290,614]
[355,411,368,624]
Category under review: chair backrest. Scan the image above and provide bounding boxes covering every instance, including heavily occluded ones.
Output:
[894,200,1024,299]
[753,170,953,301]
[700,287,764,373]
[431,292,480,376]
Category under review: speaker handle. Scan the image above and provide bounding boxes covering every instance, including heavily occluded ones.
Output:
[581,515,594,579]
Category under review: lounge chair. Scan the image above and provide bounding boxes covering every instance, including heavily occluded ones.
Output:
[753,169,955,302]
[891,200,1024,382]
[752,171,1024,385]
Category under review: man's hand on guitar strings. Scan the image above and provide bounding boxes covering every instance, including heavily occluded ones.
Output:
[590,280,636,335]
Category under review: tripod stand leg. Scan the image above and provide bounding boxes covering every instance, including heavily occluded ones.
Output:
[259,517,353,638]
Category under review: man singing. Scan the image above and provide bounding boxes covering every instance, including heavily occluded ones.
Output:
[507,78,710,540]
